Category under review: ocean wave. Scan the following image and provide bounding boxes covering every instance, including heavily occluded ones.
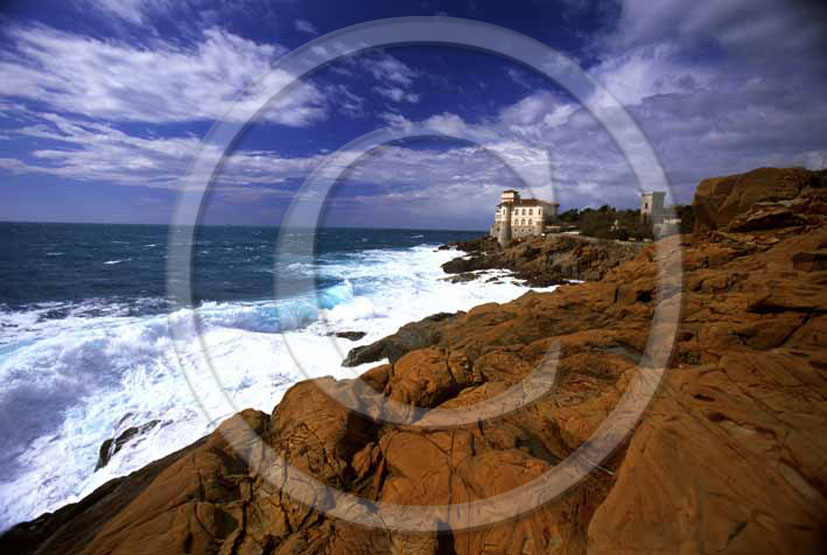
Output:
[103,259,130,266]
[0,243,554,531]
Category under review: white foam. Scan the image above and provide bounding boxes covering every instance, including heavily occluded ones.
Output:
[0,244,554,530]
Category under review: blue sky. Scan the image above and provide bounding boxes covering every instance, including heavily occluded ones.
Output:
[0,0,825,229]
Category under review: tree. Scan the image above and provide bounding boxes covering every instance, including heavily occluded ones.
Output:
[558,208,578,223]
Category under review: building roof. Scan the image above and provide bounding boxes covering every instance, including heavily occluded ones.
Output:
[515,198,559,206]
[502,189,519,194]
[497,198,560,207]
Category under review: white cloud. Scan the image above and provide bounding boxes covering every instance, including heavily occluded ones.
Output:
[325,84,365,117]
[3,0,826,225]
[83,0,170,24]
[378,111,411,128]
[294,18,319,36]
[363,53,418,87]
[0,106,551,227]
[589,43,712,107]
[0,25,326,126]
[374,86,420,103]
[0,109,326,191]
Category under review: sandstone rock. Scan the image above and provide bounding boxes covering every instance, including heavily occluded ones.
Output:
[342,312,459,367]
[441,234,643,287]
[5,167,827,554]
[726,203,805,232]
[792,250,827,271]
[693,167,814,231]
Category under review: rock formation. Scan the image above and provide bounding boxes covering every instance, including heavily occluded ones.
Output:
[3,167,826,554]
[96,419,162,470]
[440,233,644,287]
[693,166,826,231]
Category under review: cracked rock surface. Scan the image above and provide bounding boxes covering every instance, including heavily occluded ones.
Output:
[3,167,826,554]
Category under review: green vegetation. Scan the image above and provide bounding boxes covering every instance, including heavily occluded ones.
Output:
[558,204,693,241]
[573,206,651,241]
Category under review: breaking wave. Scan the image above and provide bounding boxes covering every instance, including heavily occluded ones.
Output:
[0,243,553,530]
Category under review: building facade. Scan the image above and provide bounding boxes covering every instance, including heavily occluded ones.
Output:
[489,189,559,241]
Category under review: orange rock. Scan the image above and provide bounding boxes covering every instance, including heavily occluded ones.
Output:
[4,167,827,554]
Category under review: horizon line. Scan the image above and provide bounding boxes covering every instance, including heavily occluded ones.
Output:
[0,220,488,233]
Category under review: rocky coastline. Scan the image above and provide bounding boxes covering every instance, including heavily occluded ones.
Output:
[3,167,827,554]
[439,232,644,287]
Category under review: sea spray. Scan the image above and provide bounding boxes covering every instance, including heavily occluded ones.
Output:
[0,228,554,530]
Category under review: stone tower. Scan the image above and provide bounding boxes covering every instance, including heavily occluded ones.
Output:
[640,191,666,225]
[498,203,512,247]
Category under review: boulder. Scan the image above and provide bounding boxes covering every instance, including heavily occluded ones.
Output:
[332,330,366,341]
[342,312,459,367]
[726,203,805,232]
[693,167,817,231]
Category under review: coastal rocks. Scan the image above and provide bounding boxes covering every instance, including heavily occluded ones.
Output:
[726,203,805,232]
[0,425,213,554]
[331,330,366,341]
[693,166,825,231]
[96,419,161,470]
[342,312,460,367]
[441,234,643,287]
[588,349,827,555]
[792,250,827,271]
[442,271,479,283]
[4,167,827,554]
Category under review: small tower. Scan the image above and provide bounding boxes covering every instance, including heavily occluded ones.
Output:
[640,191,666,225]
[501,189,520,204]
[498,203,512,247]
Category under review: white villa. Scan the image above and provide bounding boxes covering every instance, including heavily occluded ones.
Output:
[489,189,559,242]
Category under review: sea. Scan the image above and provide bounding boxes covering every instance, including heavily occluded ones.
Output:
[0,222,550,530]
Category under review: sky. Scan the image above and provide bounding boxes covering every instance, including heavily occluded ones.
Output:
[0,0,825,229]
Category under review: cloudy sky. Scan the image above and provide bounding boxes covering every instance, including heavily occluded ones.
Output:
[0,0,825,228]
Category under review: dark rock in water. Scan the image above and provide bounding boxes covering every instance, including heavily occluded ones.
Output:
[332,331,366,341]
[36,307,72,322]
[0,431,210,555]
[96,420,161,470]
[444,272,479,283]
[342,312,459,367]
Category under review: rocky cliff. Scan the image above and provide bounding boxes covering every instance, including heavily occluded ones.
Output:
[3,167,827,554]
[440,233,644,286]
